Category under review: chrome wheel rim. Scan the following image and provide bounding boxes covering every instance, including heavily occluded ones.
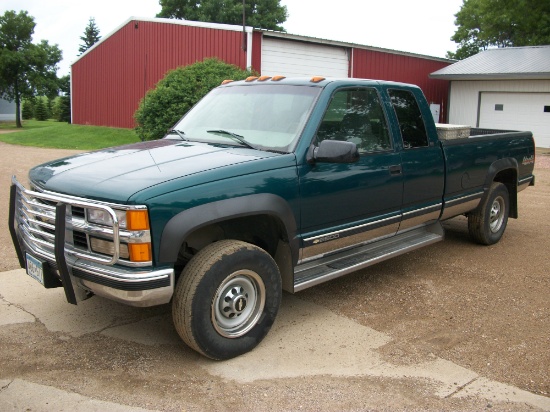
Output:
[212,270,265,338]
[489,195,505,233]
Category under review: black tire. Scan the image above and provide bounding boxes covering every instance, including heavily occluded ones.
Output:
[468,182,510,245]
[172,240,282,360]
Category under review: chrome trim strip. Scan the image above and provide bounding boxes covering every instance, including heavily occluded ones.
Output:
[75,260,173,283]
[445,191,483,206]
[304,214,401,243]
[518,176,533,185]
[402,203,442,216]
[33,184,148,212]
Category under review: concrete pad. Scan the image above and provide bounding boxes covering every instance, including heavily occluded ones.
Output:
[205,295,478,392]
[0,379,159,412]
[0,297,35,326]
[0,270,152,337]
[3,270,548,410]
[453,377,550,410]
[204,295,549,410]
[101,314,180,346]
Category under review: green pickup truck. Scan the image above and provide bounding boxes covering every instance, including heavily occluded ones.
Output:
[10,77,535,359]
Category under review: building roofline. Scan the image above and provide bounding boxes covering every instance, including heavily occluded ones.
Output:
[430,45,550,80]
[71,17,254,67]
[258,30,453,63]
[71,17,454,69]
[430,73,550,80]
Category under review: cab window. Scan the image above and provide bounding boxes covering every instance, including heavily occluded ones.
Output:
[317,88,391,153]
[388,89,429,148]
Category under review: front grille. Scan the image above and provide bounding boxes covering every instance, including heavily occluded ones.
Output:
[73,230,88,250]
[14,182,121,266]
[12,177,151,268]
[72,206,86,219]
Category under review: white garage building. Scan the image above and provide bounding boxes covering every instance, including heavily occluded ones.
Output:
[430,46,550,148]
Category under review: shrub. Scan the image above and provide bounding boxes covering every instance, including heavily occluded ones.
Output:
[134,58,253,141]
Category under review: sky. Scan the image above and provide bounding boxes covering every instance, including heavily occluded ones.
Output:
[2,0,465,76]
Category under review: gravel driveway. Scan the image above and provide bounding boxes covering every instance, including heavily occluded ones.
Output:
[0,139,548,410]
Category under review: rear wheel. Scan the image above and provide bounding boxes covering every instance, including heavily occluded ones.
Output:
[468,182,510,245]
[172,240,281,360]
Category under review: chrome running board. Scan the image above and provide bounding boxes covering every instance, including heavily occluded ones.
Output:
[293,222,444,292]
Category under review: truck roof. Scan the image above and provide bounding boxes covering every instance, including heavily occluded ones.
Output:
[219,76,420,90]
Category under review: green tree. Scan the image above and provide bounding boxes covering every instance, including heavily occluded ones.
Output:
[157,0,287,31]
[0,10,62,127]
[22,98,34,120]
[78,17,101,55]
[34,97,48,121]
[56,75,71,123]
[448,0,550,59]
[135,58,253,141]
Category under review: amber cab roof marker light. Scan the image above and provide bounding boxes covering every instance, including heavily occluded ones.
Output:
[245,76,259,82]
[311,76,326,83]
[271,75,286,81]
[258,76,272,81]
[221,79,234,85]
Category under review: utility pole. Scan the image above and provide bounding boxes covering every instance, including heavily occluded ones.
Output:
[242,0,247,52]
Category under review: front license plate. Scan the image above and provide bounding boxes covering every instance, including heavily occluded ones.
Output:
[26,253,45,286]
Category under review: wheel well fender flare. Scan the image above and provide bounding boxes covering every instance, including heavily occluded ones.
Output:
[482,157,518,218]
[158,194,299,264]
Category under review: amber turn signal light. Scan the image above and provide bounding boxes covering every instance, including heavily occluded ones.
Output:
[126,210,150,231]
[129,243,152,262]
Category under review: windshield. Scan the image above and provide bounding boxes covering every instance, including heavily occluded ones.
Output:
[170,84,321,153]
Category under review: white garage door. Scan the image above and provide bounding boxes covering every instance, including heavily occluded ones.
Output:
[261,37,349,78]
[479,92,550,147]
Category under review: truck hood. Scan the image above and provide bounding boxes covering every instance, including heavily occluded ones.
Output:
[29,139,289,203]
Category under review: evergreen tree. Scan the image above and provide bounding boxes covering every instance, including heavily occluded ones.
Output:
[78,17,101,55]
[22,99,34,120]
[57,75,71,123]
[34,97,48,121]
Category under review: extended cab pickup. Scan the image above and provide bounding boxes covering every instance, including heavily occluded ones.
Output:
[9,77,535,359]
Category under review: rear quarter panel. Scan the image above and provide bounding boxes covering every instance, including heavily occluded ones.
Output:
[440,131,535,218]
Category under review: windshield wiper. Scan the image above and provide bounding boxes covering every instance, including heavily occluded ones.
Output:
[167,129,188,141]
[206,129,261,150]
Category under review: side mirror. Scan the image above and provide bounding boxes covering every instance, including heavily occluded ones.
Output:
[307,140,359,164]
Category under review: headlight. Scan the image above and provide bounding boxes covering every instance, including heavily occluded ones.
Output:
[87,208,150,231]
[87,208,127,228]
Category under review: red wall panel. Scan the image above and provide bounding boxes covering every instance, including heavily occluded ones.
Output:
[72,20,247,129]
[352,48,451,122]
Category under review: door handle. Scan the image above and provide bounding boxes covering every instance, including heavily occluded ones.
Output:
[389,165,402,175]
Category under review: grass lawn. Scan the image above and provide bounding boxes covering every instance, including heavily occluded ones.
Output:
[0,120,140,150]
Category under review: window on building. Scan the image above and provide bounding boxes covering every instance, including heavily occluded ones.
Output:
[317,88,391,153]
[495,104,504,111]
[388,89,429,149]
[544,105,550,113]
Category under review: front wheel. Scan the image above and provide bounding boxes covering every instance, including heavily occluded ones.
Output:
[468,182,510,245]
[172,240,282,360]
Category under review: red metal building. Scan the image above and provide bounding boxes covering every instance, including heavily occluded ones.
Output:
[72,18,452,129]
